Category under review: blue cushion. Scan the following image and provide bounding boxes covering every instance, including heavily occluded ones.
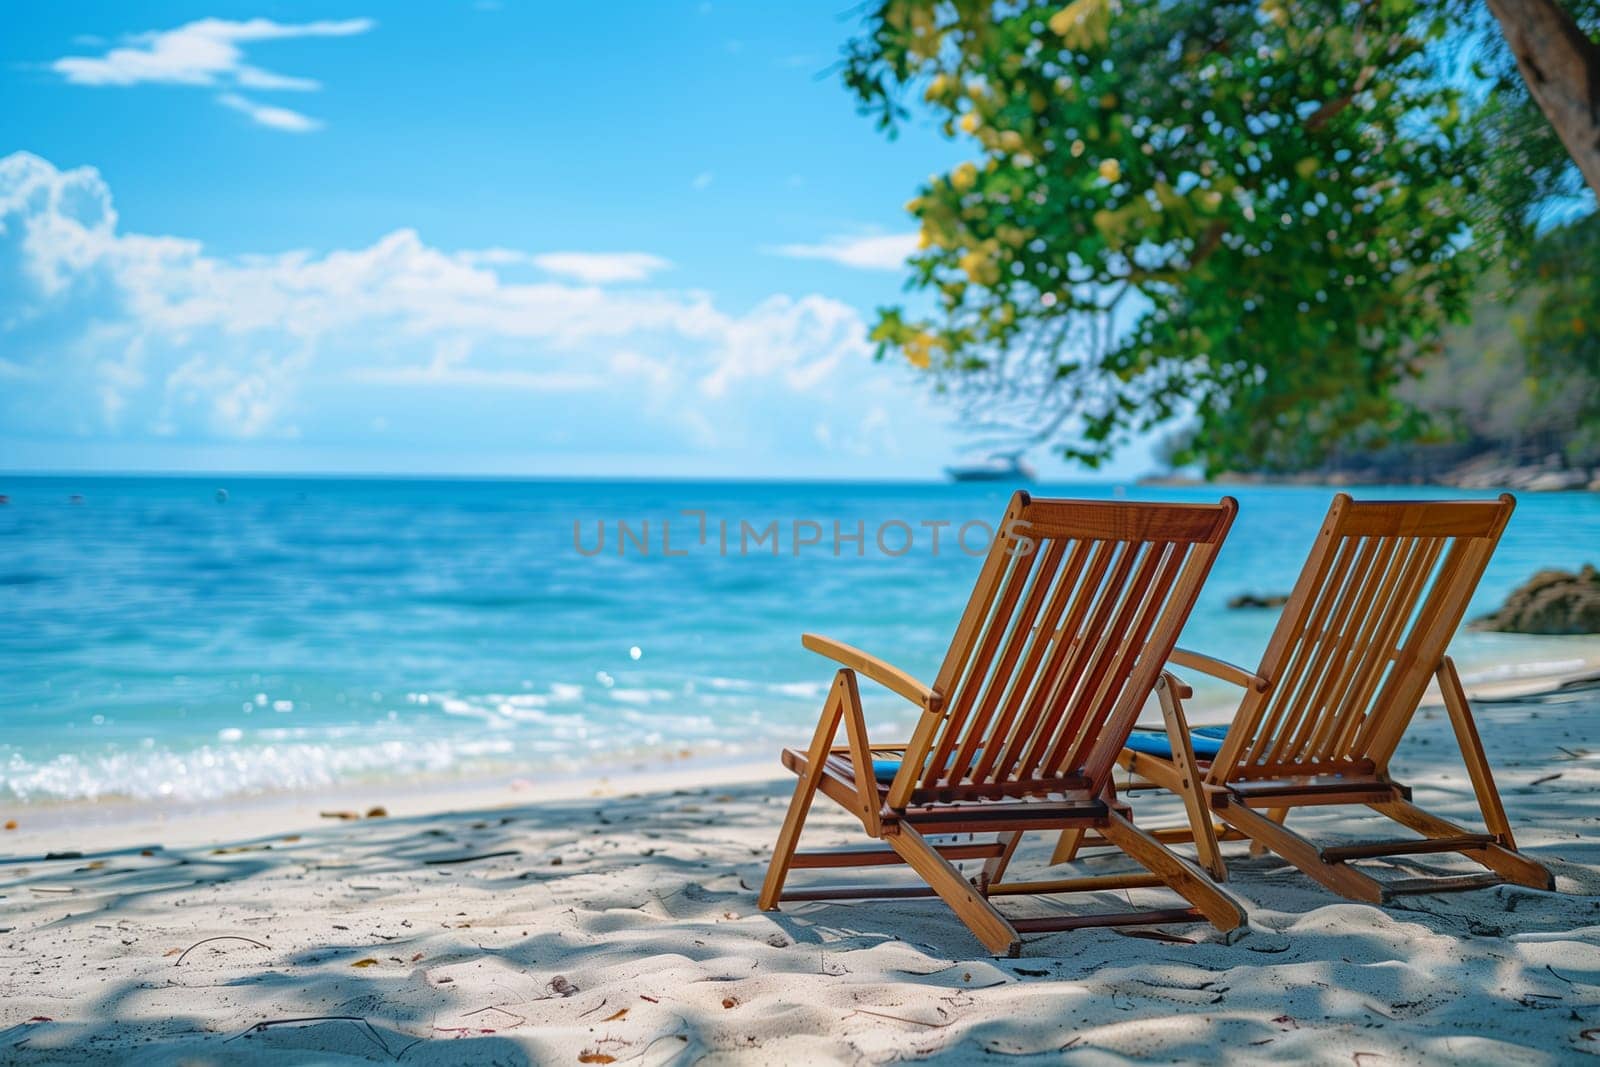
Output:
[1123,725,1228,760]
[871,758,906,783]
[872,747,984,784]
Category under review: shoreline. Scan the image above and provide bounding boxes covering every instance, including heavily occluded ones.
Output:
[7,655,1598,859]
[5,666,1600,1062]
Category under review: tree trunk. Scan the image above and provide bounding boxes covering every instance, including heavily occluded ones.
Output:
[1485,0,1600,197]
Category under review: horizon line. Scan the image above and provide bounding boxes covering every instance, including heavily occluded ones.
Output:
[0,468,1150,486]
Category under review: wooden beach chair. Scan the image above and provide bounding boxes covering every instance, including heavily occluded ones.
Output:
[1058,493,1554,903]
[757,492,1246,956]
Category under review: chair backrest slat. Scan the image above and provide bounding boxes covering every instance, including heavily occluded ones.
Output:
[1305,534,1434,761]
[1042,539,1186,780]
[1208,494,1514,784]
[1014,538,1145,780]
[1284,534,1408,760]
[966,539,1091,784]
[922,536,1043,790]
[945,538,1070,784]
[1258,534,1384,766]
[981,539,1115,783]
[1238,534,1363,767]
[887,492,1236,807]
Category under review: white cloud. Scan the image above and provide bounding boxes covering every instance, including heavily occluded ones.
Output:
[691,171,714,191]
[770,232,919,271]
[699,294,861,398]
[50,17,372,130]
[530,252,671,284]
[348,337,605,390]
[217,93,322,133]
[809,406,899,457]
[455,249,671,283]
[0,152,888,457]
[349,364,606,391]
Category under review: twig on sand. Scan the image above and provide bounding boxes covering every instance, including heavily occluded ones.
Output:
[620,1019,693,1063]
[226,1015,393,1058]
[424,850,518,866]
[847,1008,952,1028]
[175,935,269,966]
[1116,928,1196,945]
[460,1005,527,1026]
[394,1037,427,1060]
[1547,964,1577,985]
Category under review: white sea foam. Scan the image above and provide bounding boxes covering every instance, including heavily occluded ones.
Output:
[1457,657,1588,685]
[0,734,520,803]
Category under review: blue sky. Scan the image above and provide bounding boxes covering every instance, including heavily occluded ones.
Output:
[1,2,1154,479]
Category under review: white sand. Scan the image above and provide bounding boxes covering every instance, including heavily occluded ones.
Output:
[4,676,1600,1064]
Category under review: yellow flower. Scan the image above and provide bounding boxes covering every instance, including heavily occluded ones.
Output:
[1048,0,1111,50]
[904,332,934,369]
[958,112,981,134]
[1097,158,1121,183]
[959,249,1000,286]
[950,162,978,193]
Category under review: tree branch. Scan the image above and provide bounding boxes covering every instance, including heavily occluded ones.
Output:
[1485,0,1600,197]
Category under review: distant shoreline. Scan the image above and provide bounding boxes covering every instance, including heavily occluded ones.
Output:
[1140,466,1600,493]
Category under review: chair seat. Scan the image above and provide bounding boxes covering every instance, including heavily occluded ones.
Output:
[1122,725,1228,761]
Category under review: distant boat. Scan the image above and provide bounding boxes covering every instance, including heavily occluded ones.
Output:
[945,451,1036,483]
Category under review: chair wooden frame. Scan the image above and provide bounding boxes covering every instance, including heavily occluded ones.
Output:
[1058,493,1554,903]
[758,492,1246,956]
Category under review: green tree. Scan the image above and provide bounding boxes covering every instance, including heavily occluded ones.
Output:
[1521,212,1600,459]
[843,0,1588,472]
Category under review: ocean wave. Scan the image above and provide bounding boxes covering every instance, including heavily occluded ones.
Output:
[1456,657,1590,685]
[0,735,519,803]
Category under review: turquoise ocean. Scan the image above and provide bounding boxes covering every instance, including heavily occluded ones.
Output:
[4,476,1597,804]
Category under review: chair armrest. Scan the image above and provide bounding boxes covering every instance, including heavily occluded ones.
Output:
[1169,647,1270,692]
[801,633,941,711]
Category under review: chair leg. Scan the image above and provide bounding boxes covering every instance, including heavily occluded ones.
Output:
[1436,657,1523,850]
[1049,828,1085,866]
[1250,808,1289,858]
[888,825,1021,956]
[1219,801,1386,903]
[759,683,845,910]
[1157,672,1226,881]
[1342,658,1553,892]
[983,831,1023,888]
[1099,810,1244,931]
[1372,798,1553,891]
[1052,778,1123,865]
